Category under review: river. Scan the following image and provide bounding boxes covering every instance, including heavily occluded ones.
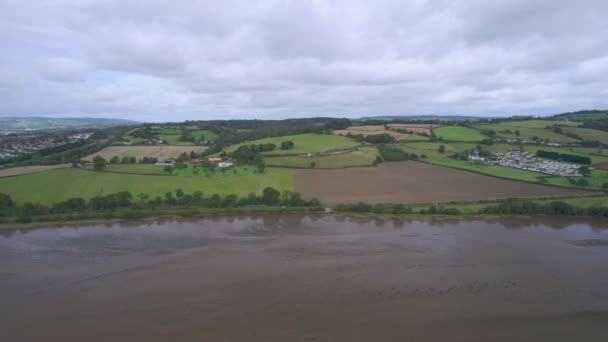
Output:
[1,215,608,341]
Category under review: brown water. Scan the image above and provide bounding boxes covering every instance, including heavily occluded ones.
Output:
[1,215,608,341]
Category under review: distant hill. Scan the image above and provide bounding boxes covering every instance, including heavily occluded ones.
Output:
[551,110,608,121]
[0,117,140,132]
[359,115,487,121]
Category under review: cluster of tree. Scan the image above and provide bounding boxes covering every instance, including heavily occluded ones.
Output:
[363,133,395,144]
[129,125,159,140]
[179,128,195,142]
[334,202,461,215]
[536,150,591,164]
[377,145,417,161]
[324,118,352,130]
[230,145,266,172]
[109,156,138,164]
[581,118,608,132]
[0,188,322,221]
[481,198,608,217]
[280,141,295,150]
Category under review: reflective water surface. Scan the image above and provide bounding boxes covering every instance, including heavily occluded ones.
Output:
[1,215,608,341]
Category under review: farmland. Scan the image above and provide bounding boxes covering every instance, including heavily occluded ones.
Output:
[83,164,167,175]
[294,162,589,205]
[333,125,409,140]
[265,147,380,168]
[386,123,439,135]
[83,145,207,161]
[223,134,360,155]
[562,127,608,145]
[0,164,72,177]
[432,126,487,142]
[473,120,580,143]
[0,167,293,205]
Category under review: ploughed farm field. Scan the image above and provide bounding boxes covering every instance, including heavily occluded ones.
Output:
[294,162,591,205]
[0,164,72,177]
[83,145,207,161]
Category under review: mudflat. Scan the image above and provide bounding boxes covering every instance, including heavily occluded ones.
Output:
[295,161,591,204]
[1,215,608,341]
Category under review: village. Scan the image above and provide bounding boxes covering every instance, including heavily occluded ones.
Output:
[469,149,583,176]
[0,132,92,160]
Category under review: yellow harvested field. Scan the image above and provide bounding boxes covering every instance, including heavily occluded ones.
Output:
[387,124,440,135]
[83,145,207,161]
[333,126,409,140]
[0,164,71,177]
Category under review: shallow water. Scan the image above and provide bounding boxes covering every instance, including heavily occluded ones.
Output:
[1,215,608,341]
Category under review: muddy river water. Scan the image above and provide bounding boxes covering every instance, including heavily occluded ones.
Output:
[1,215,608,341]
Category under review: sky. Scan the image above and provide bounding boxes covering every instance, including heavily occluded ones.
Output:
[1,0,607,122]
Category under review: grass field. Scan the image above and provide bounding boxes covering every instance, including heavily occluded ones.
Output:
[519,145,608,165]
[422,157,546,183]
[432,126,487,142]
[0,167,293,205]
[562,127,608,145]
[265,147,380,168]
[294,162,589,205]
[473,122,580,143]
[172,165,259,177]
[406,134,430,141]
[223,134,360,155]
[401,142,476,158]
[83,164,168,175]
[160,129,218,145]
[0,164,72,177]
[333,126,409,140]
[83,145,207,161]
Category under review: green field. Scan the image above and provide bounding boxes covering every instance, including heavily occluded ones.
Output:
[423,157,546,183]
[0,167,293,205]
[406,134,430,141]
[432,126,487,142]
[172,165,260,177]
[473,122,580,143]
[562,127,608,145]
[223,133,360,155]
[265,147,380,168]
[84,164,168,175]
[401,142,475,158]
[159,129,218,145]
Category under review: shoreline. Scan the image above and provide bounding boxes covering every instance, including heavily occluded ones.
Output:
[2,209,606,231]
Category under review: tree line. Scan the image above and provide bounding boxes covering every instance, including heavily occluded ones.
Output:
[0,187,322,223]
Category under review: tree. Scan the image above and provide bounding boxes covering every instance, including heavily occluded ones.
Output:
[175,189,184,198]
[310,161,316,168]
[438,144,446,153]
[93,156,106,171]
[280,141,295,150]
[261,187,281,205]
[579,166,591,177]
[110,156,120,164]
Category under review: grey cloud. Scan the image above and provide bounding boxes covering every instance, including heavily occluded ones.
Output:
[0,0,607,121]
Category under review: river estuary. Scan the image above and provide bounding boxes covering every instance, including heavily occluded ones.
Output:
[1,215,608,341]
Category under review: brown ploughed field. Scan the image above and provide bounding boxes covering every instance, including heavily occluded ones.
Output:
[333,125,409,140]
[83,145,207,161]
[386,123,440,135]
[294,162,590,205]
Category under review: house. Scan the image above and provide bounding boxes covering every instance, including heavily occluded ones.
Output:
[191,159,201,166]
[218,157,233,168]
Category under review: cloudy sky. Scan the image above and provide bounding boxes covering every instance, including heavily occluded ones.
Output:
[1,0,607,122]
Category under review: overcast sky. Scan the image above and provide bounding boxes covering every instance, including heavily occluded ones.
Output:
[1,0,607,122]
